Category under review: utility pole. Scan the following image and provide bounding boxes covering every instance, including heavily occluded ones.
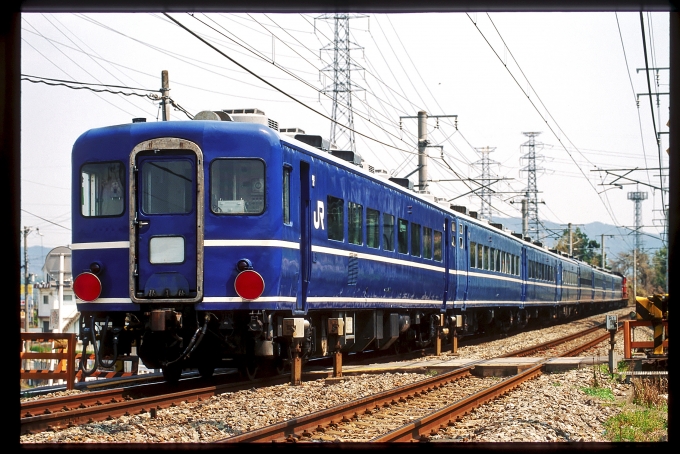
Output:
[399,112,458,194]
[22,226,33,332]
[161,70,171,121]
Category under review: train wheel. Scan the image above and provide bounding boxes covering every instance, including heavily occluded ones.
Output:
[162,364,182,383]
[240,361,260,381]
[198,363,215,379]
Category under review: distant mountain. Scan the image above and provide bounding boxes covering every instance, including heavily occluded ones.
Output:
[491,217,664,259]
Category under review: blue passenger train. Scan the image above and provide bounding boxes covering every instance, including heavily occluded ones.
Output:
[71,109,627,381]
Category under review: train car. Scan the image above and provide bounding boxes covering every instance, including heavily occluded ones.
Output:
[71,109,627,381]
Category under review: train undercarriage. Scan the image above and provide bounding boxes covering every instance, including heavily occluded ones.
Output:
[78,299,626,382]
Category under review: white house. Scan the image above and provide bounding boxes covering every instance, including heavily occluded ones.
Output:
[34,246,78,334]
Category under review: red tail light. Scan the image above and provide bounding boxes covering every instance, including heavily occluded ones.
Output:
[622,277,628,299]
[234,270,265,300]
[73,272,102,302]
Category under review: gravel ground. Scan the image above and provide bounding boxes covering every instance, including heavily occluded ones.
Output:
[21,307,666,444]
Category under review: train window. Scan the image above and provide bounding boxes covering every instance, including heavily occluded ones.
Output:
[434,230,442,261]
[451,223,456,246]
[81,162,125,217]
[383,213,395,251]
[423,227,433,259]
[459,235,464,249]
[283,167,291,224]
[477,244,483,269]
[142,159,193,214]
[470,242,477,267]
[483,245,489,270]
[515,256,520,276]
[327,196,344,241]
[398,219,408,254]
[348,202,363,245]
[211,159,265,215]
[490,248,496,271]
[452,223,456,233]
[366,208,380,249]
[411,223,421,257]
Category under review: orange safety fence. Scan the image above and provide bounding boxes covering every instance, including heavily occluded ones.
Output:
[622,320,669,359]
[21,333,140,390]
[20,333,77,390]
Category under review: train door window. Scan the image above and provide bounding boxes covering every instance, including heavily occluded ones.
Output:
[211,159,265,215]
[410,223,421,257]
[423,227,433,259]
[327,195,344,241]
[142,159,193,214]
[366,208,380,248]
[433,230,442,261]
[470,242,477,268]
[348,202,363,245]
[81,162,125,217]
[398,219,408,254]
[283,167,291,224]
[451,222,456,245]
[459,230,464,249]
[383,213,395,251]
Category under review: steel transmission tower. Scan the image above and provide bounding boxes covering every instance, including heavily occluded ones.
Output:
[519,132,544,239]
[318,14,365,152]
[474,146,498,221]
[627,191,648,252]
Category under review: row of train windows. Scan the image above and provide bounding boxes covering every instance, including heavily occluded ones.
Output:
[325,195,444,261]
[469,242,520,276]
[562,270,578,286]
[528,259,555,282]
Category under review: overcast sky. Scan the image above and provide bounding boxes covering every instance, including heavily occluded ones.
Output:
[20,11,669,254]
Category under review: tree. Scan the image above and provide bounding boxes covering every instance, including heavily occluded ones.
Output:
[650,247,667,293]
[553,227,600,265]
[609,250,657,297]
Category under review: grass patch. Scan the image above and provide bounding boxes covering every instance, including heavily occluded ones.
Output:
[581,386,615,401]
[604,408,667,442]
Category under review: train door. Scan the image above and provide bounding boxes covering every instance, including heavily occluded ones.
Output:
[297,161,311,314]
[129,138,203,302]
[442,218,451,311]
[520,248,527,302]
[555,261,562,302]
[462,223,469,305]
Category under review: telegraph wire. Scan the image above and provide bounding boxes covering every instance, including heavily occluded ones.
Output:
[21,209,71,231]
[166,13,417,156]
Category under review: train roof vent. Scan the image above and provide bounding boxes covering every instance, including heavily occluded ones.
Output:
[434,197,449,207]
[469,211,478,219]
[280,127,305,137]
[490,222,503,230]
[222,108,278,130]
[511,232,523,239]
[361,162,375,173]
[374,169,390,179]
[450,205,469,215]
[294,134,332,151]
[194,110,233,121]
[331,149,363,166]
[389,177,414,190]
[524,236,532,242]
[533,241,543,247]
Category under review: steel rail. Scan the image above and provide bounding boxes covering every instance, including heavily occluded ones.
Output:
[216,324,616,443]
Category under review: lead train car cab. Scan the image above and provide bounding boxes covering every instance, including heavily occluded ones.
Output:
[71,113,626,382]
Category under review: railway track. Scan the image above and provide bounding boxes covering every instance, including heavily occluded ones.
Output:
[217,325,615,443]
[20,323,615,437]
